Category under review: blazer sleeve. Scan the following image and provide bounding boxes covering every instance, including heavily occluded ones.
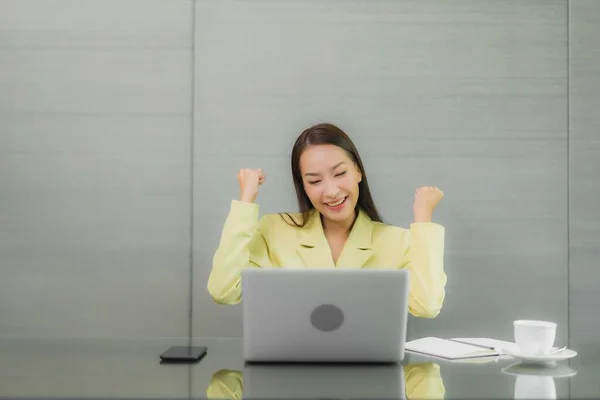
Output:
[402,222,447,318]
[207,200,272,305]
[404,362,445,400]
[206,369,242,400]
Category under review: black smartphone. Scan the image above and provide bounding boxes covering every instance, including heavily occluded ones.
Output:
[159,346,207,363]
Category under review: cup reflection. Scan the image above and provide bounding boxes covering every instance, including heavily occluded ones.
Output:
[514,374,556,399]
[502,361,578,400]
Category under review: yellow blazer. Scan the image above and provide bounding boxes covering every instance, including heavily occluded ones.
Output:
[207,200,447,318]
[206,362,446,400]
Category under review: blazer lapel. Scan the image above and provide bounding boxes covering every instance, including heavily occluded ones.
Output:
[297,209,374,269]
[298,211,335,268]
[336,209,374,268]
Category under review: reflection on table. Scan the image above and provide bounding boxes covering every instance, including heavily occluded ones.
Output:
[206,361,445,399]
[502,361,578,399]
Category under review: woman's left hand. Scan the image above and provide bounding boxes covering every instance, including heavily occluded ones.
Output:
[413,186,444,222]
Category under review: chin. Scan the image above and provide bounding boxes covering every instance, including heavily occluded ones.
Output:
[319,205,356,223]
[322,212,347,222]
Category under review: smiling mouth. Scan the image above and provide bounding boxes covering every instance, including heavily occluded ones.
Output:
[325,197,347,207]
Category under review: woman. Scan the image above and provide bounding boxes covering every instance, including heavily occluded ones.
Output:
[207,123,446,318]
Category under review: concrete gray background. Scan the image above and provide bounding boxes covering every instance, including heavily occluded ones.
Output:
[0,0,597,348]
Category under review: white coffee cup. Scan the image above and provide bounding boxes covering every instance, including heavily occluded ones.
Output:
[514,320,557,356]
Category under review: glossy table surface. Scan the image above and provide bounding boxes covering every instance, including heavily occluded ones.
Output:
[0,337,598,399]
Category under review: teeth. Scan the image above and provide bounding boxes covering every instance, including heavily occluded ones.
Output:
[327,197,345,207]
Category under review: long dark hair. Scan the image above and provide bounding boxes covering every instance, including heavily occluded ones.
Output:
[281,123,383,227]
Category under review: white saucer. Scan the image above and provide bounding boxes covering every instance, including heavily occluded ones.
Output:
[501,347,577,364]
[502,362,578,378]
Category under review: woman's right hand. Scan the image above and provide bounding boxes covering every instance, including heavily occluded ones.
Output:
[238,168,265,203]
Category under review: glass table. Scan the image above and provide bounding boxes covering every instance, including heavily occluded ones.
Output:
[0,337,598,399]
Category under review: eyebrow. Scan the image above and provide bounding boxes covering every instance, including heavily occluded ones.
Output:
[304,161,346,177]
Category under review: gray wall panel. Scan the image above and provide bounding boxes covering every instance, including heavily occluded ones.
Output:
[569,0,600,347]
[0,0,193,338]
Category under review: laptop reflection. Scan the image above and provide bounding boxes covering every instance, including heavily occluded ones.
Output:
[206,361,445,400]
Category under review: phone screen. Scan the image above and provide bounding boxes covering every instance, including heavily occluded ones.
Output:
[160,346,207,362]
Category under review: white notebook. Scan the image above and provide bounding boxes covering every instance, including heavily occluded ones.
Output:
[405,337,516,360]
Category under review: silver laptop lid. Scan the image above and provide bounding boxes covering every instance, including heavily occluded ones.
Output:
[241,268,410,363]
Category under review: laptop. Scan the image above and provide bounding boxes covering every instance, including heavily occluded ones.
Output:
[241,268,410,363]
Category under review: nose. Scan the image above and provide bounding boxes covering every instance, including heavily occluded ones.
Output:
[323,180,340,199]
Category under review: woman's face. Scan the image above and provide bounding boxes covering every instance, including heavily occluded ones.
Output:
[299,144,362,225]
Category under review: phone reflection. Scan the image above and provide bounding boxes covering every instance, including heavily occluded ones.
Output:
[206,361,445,399]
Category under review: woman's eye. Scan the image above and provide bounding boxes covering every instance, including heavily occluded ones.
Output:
[335,171,347,177]
[309,180,321,185]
